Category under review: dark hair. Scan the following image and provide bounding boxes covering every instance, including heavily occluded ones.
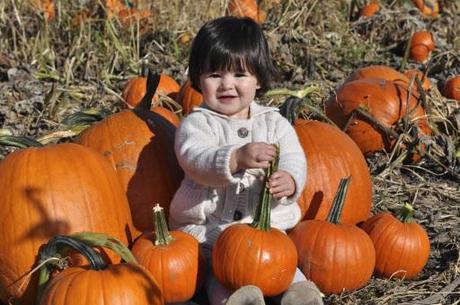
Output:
[188,16,279,95]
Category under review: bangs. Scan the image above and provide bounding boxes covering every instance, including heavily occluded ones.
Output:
[204,46,258,75]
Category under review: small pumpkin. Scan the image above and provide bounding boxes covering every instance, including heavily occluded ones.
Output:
[410,31,435,63]
[288,177,376,295]
[37,234,163,305]
[176,79,203,115]
[122,74,180,109]
[361,204,430,280]
[131,205,205,303]
[412,0,439,18]
[212,147,297,296]
[443,76,460,101]
[227,0,267,23]
[359,2,380,17]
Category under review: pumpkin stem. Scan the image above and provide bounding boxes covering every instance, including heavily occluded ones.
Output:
[137,69,161,110]
[36,235,107,304]
[326,176,352,224]
[153,204,174,246]
[253,144,280,231]
[397,203,415,223]
[278,97,337,127]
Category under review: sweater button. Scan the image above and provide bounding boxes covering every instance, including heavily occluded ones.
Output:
[233,210,243,220]
[237,127,249,138]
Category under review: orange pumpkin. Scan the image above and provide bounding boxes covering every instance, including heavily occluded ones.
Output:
[122,74,180,109]
[359,2,380,17]
[0,143,134,305]
[212,149,297,296]
[78,73,183,237]
[38,235,163,305]
[361,204,430,280]
[294,119,372,224]
[325,78,432,156]
[289,178,376,295]
[176,79,203,115]
[410,31,435,63]
[345,65,410,84]
[443,76,460,101]
[227,0,267,23]
[404,69,431,91]
[412,0,439,17]
[131,205,205,303]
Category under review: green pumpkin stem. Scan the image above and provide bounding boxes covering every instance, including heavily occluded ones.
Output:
[36,235,107,304]
[326,176,352,224]
[153,204,174,246]
[253,144,280,231]
[397,203,415,223]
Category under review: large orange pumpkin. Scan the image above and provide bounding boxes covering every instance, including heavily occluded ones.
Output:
[289,178,376,295]
[361,204,431,280]
[131,205,205,303]
[78,72,183,236]
[0,143,134,305]
[345,65,410,84]
[122,74,180,109]
[176,79,203,115]
[325,78,432,155]
[293,119,372,224]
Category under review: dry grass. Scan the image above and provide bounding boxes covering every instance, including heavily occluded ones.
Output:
[0,0,459,304]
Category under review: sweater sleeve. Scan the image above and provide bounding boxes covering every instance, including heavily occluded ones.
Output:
[175,114,241,186]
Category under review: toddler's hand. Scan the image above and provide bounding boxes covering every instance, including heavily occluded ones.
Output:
[268,170,296,199]
[233,142,277,171]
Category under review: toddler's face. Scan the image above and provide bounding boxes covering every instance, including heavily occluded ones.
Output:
[199,69,260,119]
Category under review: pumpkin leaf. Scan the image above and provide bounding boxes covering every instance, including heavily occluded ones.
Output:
[61,108,111,126]
[0,134,44,148]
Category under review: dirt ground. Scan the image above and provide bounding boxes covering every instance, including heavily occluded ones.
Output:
[0,0,458,304]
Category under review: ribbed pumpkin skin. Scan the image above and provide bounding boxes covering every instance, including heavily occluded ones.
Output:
[294,120,372,224]
[122,75,180,109]
[289,220,376,295]
[176,80,203,115]
[345,65,410,84]
[131,231,204,303]
[443,76,460,101]
[78,110,183,236]
[0,143,134,305]
[212,225,297,296]
[227,0,267,23]
[39,263,163,305]
[325,78,432,155]
[361,212,430,279]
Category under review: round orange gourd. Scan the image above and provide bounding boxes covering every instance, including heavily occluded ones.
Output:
[176,79,203,115]
[361,204,430,280]
[227,0,267,23]
[122,74,180,109]
[443,76,460,101]
[412,0,439,17]
[359,2,380,17]
[131,205,205,303]
[325,78,432,155]
[345,65,410,84]
[78,73,183,237]
[289,178,376,295]
[212,150,297,296]
[410,31,435,63]
[293,119,372,224]
[38,235,163,305]
[0,143,134,305]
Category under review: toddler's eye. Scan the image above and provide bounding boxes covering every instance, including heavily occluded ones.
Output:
[209,73,221,78]
[235,72,248,77]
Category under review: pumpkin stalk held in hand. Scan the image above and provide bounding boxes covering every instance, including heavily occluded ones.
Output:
[212,146,298,297]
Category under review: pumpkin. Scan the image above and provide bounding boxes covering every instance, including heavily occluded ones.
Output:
[288,177,376,295]
[176,79,203,115]
[0,143,134,305]
[37,234,163,305]
[122,74,180,109]
[410,31,435,63]
[325,78,432,156]
[212,147,297,296]
[131,205,205,303]
[359,2,380,17]
[443,76,460,101]
[361,204,430,280]
[226,0,267,23]
[78,72,183,237]
[412,0,439,18]
[293,119,372,224]
[404,69,431,91]
[345,65,410,84]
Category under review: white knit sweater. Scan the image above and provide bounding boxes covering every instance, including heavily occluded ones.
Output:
[169,101,307,257]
